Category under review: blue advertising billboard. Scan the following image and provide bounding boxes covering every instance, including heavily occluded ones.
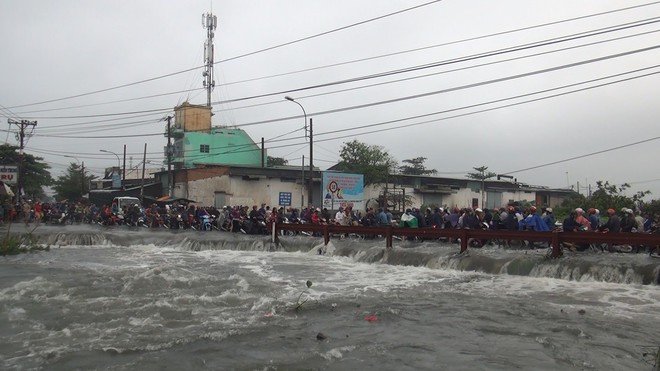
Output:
[278,191,292,206]
[322,172,364,211]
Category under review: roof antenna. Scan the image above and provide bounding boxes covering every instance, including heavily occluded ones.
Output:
[202,12,217,107]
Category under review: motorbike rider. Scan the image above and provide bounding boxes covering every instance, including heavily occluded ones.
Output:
[310,208,320,225]
[542,207,556,230]
[574,208,592,231]
[519,206,549,231]
[620,208,637,232]
[587,208,600,230]
[196,206,211,227]
[598,208,621,233]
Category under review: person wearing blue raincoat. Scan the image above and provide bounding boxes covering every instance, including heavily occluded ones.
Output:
[519,206,550,231]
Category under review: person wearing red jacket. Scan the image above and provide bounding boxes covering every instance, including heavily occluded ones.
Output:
[310,208,320,225]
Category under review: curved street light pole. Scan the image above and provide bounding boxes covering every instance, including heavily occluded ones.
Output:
[64,155,85,198]
[100,149,121,189]
[284,96,313,209]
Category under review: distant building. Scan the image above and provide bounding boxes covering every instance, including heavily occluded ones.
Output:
[169,102,264,169]
[372,174,574,211]
[153,104,574,210]
[154,164,574,211]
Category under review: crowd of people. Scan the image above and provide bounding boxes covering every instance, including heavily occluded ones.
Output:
[5,198,658,252]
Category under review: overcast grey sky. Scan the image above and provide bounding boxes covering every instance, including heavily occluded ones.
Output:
[1,0,659,199]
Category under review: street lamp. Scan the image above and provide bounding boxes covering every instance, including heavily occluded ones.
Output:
[284,96,313,208]
[100,149,121,189]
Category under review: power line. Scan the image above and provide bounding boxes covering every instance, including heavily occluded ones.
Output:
[17,62,660,151]
[233,44,660,128]
[203,66,660,162]
[5,1,443,110]
[13,88,204,115]
[15,107,172,120]
[216,1,660,88]
[11,15,660,122]
[503,136,660,175]
[7,3,655,117]
[212,27,660,116]
[314,65,660,139]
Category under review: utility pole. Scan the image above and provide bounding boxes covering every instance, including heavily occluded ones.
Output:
[81,161,85,198]
[140,143,147,201]
[122,145,127,191]
[202,12,217,107]
[8,119,37,203]
[301,155,305,211]
[308,118,313,207]
[166,115,173,197]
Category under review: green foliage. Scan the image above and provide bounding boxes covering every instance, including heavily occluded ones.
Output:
[639,199,660,219]
[0,229,49,255]
[555,181,650,219]
[267,156,288,167]
[336,140,397,185]
[0,144,53,199]
[399,157,437,176]
[466,166,496,208]
[52,162,96,201]
[466,166,496,181]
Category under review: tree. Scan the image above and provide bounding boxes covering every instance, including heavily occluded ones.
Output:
[555,180,651,219]
[0,144,53,200]
[398,157,437,175]
[52,162,96,201]
[335,140,397,185]
[466,166,496,208]
[267,156,288,167]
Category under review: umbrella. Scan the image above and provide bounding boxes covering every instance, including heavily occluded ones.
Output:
[0,181,14,197]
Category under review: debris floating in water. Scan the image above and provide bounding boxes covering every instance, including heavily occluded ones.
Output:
[364,315,378,322]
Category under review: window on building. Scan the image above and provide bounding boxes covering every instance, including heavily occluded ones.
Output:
[200,144,210,153]
[472,198,479,208]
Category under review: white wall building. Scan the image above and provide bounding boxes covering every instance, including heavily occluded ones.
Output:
[156,165,574,211]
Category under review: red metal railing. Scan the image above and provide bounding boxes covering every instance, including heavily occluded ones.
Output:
[270,223,660,258]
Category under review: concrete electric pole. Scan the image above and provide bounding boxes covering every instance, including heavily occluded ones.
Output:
[7,119,37,202]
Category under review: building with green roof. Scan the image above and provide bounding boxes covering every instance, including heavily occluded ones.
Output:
[169,102,264,169]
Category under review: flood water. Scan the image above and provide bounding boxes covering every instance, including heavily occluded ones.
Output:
[1,225,659,370]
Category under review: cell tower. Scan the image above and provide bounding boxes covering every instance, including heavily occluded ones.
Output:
[202,12,217,107]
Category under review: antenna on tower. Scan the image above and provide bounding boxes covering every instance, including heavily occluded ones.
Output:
[202,12,217,107]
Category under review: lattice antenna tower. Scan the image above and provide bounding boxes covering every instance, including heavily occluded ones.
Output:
[202,12,217,107]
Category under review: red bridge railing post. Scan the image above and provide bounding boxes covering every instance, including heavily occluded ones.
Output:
[386,226,393,248]
[460,229,468,254]
[551,232,561,258]
[323,224,330,246]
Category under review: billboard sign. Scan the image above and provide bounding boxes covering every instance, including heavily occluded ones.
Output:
[0,166,18,185]
[322,172,364,211]
[278,191,292,206]
[111,171,121,189]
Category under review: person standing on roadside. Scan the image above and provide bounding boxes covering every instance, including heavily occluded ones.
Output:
[22,200,32,226]
[33,201,43,226]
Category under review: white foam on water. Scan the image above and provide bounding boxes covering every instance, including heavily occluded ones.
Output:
[6,307,27,321]
[318,345,357,360]
[452,272,660,320]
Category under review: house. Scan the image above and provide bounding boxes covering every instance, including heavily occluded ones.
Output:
[154,103,574,211]
[155,163,574,211]
[169,102,264,170]
[369,174,574,211]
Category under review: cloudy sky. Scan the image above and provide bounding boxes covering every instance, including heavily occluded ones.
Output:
[1,0,659,199]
